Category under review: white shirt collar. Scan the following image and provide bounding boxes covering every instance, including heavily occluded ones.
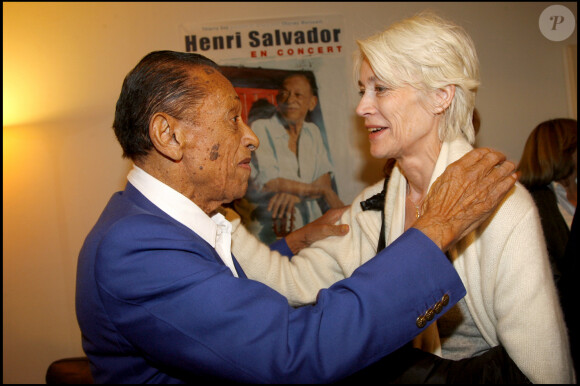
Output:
[127,164,238,277]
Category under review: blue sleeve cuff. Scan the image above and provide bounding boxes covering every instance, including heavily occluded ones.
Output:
[269,238,293,258]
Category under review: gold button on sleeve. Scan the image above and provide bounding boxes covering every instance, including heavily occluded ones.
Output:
[416,315,427,328]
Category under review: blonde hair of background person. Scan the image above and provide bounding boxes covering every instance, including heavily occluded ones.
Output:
[231,12,575,383]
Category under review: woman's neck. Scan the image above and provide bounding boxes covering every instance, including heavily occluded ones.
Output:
[399,140,442,199]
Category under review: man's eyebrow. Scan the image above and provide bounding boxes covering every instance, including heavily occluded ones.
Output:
[227,97,241,113]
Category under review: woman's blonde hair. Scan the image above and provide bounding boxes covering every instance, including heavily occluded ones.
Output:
[355,12,480,144]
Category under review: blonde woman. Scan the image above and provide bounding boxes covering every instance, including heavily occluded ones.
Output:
[232,12,574,383]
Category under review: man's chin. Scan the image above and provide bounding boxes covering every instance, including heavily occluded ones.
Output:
[229,183,249,203]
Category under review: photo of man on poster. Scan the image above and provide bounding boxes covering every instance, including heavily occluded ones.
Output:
[223,67,343,244]
[181,15,349,245]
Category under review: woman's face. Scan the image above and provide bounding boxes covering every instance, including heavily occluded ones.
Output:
[356,60,441,160]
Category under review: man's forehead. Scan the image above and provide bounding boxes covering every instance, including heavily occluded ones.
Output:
[284,74,308,84]
[187,68,239,108]
[188,65,220,81]
[187,66,234,90]
[282,75,311,91]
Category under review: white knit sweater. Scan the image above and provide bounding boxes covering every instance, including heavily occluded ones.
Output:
[230,137,574,383]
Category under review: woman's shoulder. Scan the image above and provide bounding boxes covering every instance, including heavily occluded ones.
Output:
[444,139,537,218]
[480,182,540,235]
[502,182,537,213]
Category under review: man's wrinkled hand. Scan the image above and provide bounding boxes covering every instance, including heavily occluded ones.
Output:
[285,206,350,254]
[413,148,518,251]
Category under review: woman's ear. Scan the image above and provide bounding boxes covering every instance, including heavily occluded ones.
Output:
[434,85,456,114]
[149,113,184,161]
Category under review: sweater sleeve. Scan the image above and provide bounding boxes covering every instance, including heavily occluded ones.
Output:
[231,181,388,306]
[231,212,345,306]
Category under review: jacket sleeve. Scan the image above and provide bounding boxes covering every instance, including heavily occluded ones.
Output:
[96,214,465,383]
[268,237,293,258]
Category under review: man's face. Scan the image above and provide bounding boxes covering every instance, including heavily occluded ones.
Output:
[179,66,259,214]
[276,75,318,126]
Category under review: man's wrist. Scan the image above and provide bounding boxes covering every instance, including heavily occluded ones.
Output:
[284,229,307,255]
[412,215,452,252]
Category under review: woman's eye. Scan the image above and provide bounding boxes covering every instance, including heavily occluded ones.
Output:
[358,89,365,97]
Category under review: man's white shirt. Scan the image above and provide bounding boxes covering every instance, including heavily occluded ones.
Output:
[127,164,238,277]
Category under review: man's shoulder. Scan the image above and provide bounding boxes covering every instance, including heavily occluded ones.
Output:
[81,193,216,284]
[85,189,200,252]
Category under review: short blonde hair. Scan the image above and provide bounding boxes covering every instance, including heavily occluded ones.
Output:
[355,12,480,144]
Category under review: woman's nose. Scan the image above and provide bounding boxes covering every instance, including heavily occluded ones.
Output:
[356,93,374,117]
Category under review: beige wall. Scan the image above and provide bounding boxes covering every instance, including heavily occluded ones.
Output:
[3,2,576,383]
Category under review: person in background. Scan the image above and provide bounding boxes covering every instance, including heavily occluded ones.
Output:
[518,118,578,378]
[232,12,574,383]
[518,118,577,282]
[472,107,481,136]
[558,210,579,379]
[244,72,344,244]
[247,98,277,126]
[76,50,521,384]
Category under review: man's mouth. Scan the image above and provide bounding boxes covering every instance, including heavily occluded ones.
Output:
[238,158,252,169]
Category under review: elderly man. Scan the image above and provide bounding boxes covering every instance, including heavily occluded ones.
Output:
[76,51,519,383]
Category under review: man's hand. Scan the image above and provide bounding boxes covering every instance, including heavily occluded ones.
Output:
[285,206,350,254]
[413,148,518,252]
[268,192,301,220]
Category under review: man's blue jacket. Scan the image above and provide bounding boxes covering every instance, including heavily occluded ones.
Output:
[75,182,465,383]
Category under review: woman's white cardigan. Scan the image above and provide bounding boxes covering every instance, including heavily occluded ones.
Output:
[230,137,574,383]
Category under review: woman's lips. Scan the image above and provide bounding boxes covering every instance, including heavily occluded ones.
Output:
[367,126,388,140]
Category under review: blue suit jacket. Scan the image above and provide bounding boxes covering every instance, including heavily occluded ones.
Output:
[76,183,465,383]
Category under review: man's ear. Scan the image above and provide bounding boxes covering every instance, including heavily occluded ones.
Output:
[308,95,318,112]
[434,85,456,114]
[149,113,184,162]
